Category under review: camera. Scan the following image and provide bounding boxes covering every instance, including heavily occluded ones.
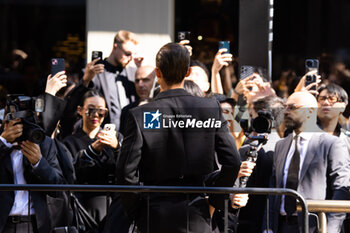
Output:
[240,110,273,134]
[5,94,45,144]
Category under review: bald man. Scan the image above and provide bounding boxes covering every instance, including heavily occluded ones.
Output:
[119,66,156,135]
[265,91,350,233]
[134,65,156,103]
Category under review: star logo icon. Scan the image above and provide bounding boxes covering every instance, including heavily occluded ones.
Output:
[150,110,161,123]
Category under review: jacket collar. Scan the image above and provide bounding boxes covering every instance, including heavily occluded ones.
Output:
[103,59,123,74]
[154,88,191,100]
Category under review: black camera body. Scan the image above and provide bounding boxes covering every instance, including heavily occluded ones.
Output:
[5,95,45,144]
[240,110,273,134]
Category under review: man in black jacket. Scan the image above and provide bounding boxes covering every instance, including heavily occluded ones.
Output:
[116,43,241,233]
[0,118,64,233]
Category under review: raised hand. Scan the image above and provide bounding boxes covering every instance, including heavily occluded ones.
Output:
[1,119,23,143]
[83,58,105,87]
[45,71,67,96]
[21,140,42,165]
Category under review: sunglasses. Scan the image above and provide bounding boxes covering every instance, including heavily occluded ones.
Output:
[84,107,108,118]
[117,43,133,57]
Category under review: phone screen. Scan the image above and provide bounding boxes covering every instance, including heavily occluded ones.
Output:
[218,41,230,54]
[51,58,65,76]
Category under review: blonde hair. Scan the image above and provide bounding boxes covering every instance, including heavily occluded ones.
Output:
[113,30,138,45]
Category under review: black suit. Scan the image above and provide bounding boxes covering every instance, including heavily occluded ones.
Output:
[0,136,64,233]
[116,89,241,233]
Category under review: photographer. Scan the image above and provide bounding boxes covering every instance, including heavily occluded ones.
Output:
[0,99,64,233]
[238,95,284,233]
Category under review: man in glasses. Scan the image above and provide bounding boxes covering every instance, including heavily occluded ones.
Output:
[81,30,140,131]
[316,83,350,151]
[265,91,350,233]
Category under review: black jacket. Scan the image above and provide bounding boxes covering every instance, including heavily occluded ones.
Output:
[117,88,241,213]
[0,136,64,233]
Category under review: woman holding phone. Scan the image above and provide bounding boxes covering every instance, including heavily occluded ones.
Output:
[63,90,121,227]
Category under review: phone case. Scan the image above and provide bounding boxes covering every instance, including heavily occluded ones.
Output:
[92,51,103,62]
[240,65,254,80]
[177,31,190,42]
[51,58,65,76]
[218,41,230,54]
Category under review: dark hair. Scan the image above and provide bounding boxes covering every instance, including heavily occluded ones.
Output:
[190,60,210,80]
[184,80,204,97]
[317,83,348,105]
[253,66,270,82]
[79,90,105,106]
[253,96,284,128]
[156,43,190,86]
[208,93,236,108]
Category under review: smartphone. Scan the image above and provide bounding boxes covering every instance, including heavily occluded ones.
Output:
[218,41,230,54]
[305,59,319,91]
[177,31,191,42]
[240,65,255,80]
[91,51,103,63]
[103,123,116,132]
[51,58,65,76]
[305,59,319,73]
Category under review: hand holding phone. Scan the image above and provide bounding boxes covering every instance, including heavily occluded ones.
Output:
[218,41,230,54]
[91,51,103,63]
[240,65,255,80]
[304,59,319,91]
[97,123,118,149]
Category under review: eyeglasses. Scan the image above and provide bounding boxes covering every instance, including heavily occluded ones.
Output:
[284,104,303,111]
[317,95,339,104]
[84,107,108,118]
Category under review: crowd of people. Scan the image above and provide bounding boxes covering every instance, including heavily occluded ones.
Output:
[0,29,350,233]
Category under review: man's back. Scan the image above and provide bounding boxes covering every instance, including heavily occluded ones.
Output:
[116,42,241,233]
[121,88,238,185]
[117,89,240,233]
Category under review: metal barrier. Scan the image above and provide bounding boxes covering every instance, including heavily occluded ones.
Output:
[297,200,350,233]
[0,184,309,233]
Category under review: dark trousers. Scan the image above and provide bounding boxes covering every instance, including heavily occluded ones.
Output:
[2,216,38,233]
[136,195,212,233]
[278,215,299,233]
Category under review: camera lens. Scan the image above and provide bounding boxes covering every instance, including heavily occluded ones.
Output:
[252,116,271,133]
[306,61,313,68]
[28,128,45,144]
[306,75,312,81]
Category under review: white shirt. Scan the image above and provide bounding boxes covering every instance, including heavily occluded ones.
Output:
[0,136,36,215]
[280,132,313,215]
